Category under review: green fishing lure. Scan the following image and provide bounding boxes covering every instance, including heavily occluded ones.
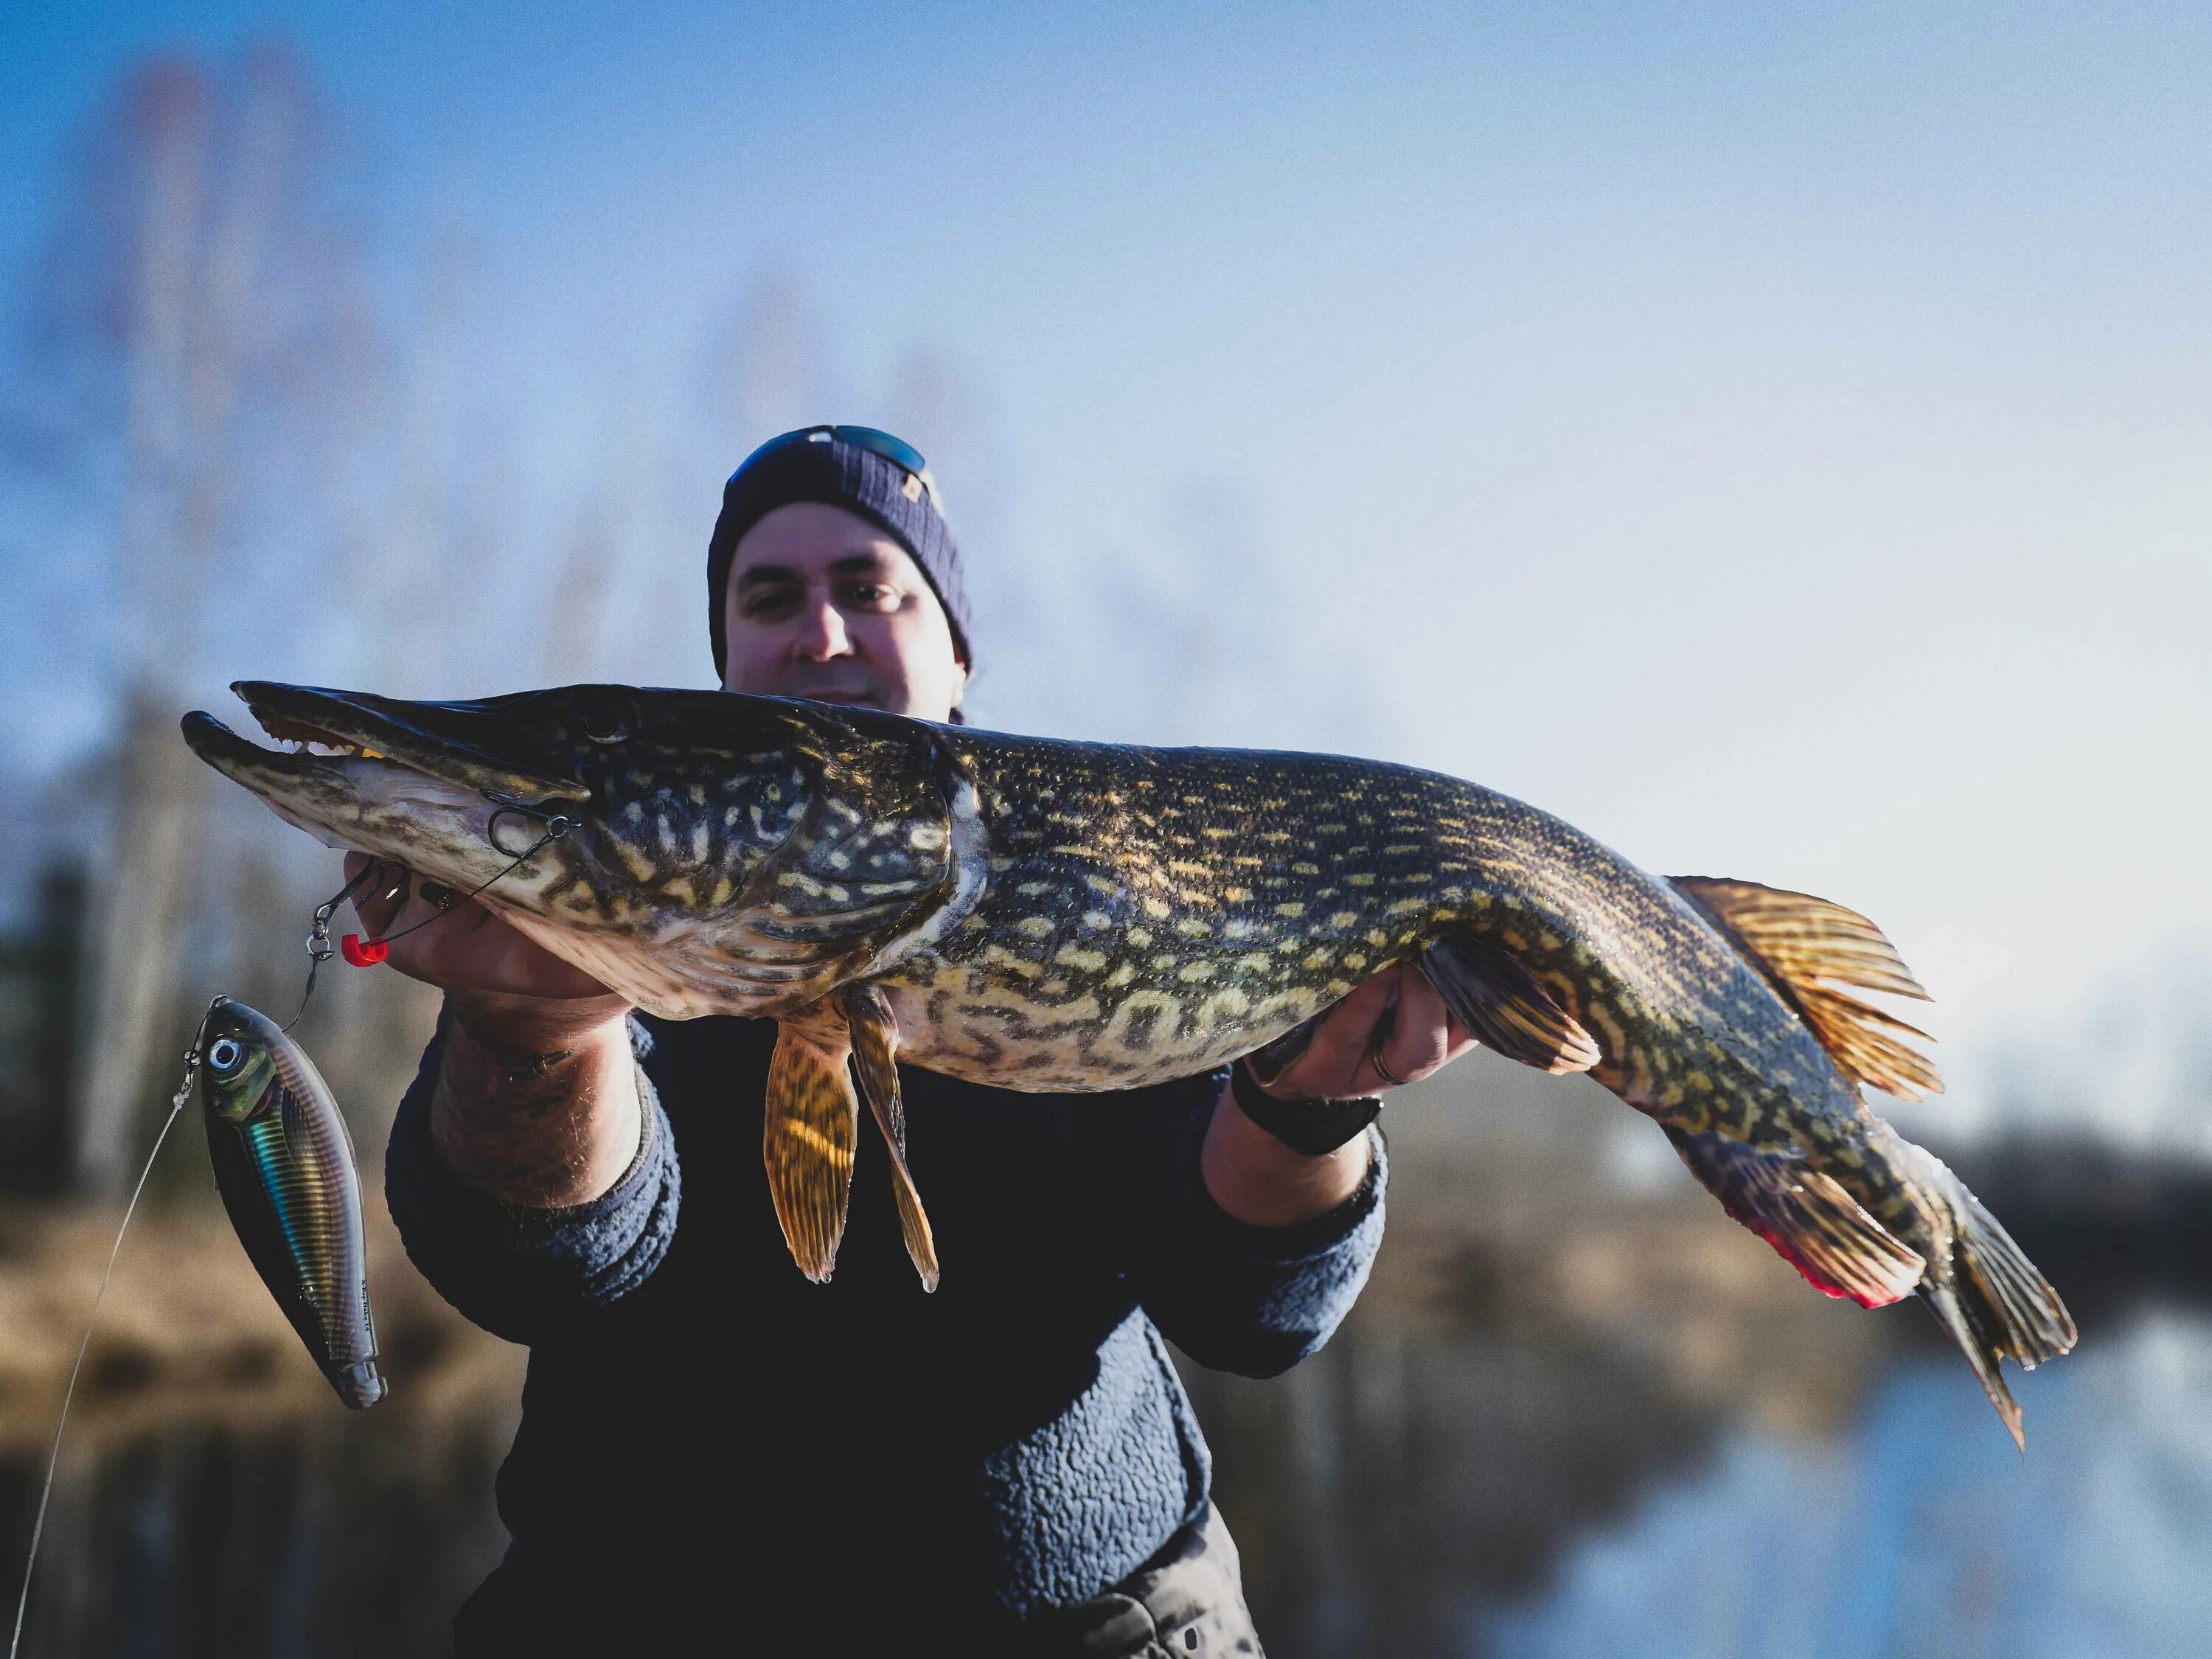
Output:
[198,998,386,1408]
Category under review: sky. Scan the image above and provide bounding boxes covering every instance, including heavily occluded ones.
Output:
[2,0,2208,1132]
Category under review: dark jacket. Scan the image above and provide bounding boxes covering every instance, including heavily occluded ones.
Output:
[386,1009,1385,1650]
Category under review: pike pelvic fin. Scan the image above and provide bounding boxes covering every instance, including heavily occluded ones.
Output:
[1420,937,1600,1075]
[844,984,940,1293]
[764,1006,859,1284]
[1669,877,1943,1102]
[1664,1127,1925,1309]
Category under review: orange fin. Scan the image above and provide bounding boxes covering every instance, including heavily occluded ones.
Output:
[1420,938,1600,1075]
[1664,1127,1925,1308]
[765,1004,858,1284]
[1671,876,1943,1101]
[844,984,939,1293]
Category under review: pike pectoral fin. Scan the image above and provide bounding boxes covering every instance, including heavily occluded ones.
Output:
[765,1007,859,1284]
[1420,937,1600,1075]
[844,984,940,1293]
[1665,1127,1925,1309]
[1670,877,1943,1102]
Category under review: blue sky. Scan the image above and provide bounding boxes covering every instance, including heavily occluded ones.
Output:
[4,1,2208,1127]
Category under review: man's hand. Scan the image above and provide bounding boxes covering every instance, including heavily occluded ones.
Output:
[342,852,613,1004]
[1201,961,1476,1228]
[342,852,640,1207]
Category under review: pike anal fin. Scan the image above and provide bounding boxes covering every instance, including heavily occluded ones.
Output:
[1665,1127,1925,1310]
[765,1006,859,1283]
[844,984,940,1292]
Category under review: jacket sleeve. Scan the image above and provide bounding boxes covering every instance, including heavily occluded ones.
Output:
[1092,1069,1388,1380]
[383,1008,681,1346]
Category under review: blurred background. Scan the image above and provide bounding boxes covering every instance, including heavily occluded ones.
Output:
[1,2,2208,1654]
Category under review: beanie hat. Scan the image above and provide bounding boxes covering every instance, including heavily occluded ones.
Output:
[707,426,973,681]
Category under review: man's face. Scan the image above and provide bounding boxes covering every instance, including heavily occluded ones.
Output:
[720,501,968,722]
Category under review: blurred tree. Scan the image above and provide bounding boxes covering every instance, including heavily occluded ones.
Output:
[1,46,393,1193]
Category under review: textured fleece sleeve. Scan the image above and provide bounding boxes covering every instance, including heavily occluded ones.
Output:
[1099,1071,1388,1380]
[383,1011,681,1346]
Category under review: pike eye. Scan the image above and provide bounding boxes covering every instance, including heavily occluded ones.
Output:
[208,1038,243,1074]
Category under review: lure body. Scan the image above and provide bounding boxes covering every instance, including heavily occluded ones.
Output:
[197,998,386,1408]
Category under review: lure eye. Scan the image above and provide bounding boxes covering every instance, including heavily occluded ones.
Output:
[207,1037,244,1074]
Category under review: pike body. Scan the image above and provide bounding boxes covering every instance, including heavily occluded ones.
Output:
[198,998,386,1408]
[183,683,2073,1440]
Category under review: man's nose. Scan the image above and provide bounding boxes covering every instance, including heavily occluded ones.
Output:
[793,597,854,661]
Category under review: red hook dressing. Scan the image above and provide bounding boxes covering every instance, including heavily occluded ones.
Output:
[339,935,389,967]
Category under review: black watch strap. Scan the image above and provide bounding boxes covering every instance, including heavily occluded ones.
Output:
[1229,1060,1382,1157]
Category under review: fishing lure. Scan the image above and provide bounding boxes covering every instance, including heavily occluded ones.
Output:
[10,998,383,1658]
[198,996,387,1408]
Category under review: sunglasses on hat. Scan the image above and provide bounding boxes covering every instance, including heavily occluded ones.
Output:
[735,425,940,509]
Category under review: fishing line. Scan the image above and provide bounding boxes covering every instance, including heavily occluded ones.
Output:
[286,802,571,1026]
[7,1005,217,1659]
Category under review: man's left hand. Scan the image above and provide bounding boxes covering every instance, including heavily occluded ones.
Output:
[1201,962,1476,1228]
[1254,960,1476,1103]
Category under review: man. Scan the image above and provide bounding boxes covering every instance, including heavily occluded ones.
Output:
[358,426,1475,1654]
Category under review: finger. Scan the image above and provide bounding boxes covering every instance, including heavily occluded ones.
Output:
[1378,967,1457,1084]
[345,860,405,936]
[1267,974,1401,1099]
[1298,975,1397,1071]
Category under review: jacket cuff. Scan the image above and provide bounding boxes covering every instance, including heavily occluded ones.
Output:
[383,1018,680,1341]
[1182,1119,1388,1265]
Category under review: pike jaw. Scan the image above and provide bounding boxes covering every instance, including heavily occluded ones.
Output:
[180,681,960,1018]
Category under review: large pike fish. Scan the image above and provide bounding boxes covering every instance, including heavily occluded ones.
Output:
[183,681,2074,1443]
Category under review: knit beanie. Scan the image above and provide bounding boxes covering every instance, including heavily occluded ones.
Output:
[707,427,973,681]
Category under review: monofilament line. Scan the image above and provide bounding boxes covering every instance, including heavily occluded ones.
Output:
[8,1062,194,1658]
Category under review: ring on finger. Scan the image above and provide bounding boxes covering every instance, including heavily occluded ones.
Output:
[1368,1048,1408,1088]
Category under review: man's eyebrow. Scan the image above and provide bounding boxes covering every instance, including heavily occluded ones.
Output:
[734,563,802,588]
[826,552,900,578]
[734,553,901,589]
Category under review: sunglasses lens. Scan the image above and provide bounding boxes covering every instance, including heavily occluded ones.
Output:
[729,425,936,503]
[831,426,930,478]
[731,427,825,478]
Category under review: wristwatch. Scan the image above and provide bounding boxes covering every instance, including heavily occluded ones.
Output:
[1229,1059,1382,1157]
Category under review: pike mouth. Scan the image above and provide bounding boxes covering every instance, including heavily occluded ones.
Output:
[182,681,591,807]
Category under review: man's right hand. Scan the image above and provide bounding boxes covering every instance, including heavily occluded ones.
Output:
[343,852,642,1207]
[341,851,616,1005]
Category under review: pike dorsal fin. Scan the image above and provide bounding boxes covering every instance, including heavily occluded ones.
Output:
[844,984,939,1293]
[765,1006,859,1283]
[1665,1127,1925,1309]
[1670,876,1944,1102]
[1420,937,1601,1076]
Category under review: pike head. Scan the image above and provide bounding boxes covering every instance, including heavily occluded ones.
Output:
[181,682,983,1017]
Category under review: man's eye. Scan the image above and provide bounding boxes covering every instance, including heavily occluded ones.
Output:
[841,582,897,609]
[741,591,801,620]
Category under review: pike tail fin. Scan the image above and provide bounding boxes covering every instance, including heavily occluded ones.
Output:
[1916,1152,2078,1450]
